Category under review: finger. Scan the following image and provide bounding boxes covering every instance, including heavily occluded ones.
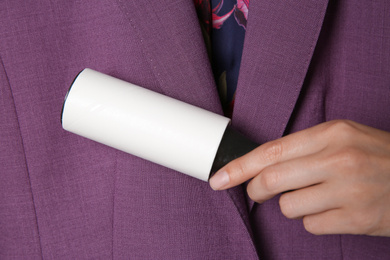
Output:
[302,209,369,235]
[278,183,341,219]
[209,120,377,190]
[209,124,330,190]
[246,152,328,203]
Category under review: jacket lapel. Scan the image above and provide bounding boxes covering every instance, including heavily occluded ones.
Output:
[116,0,222,114]
[233,0,329,143]
[233,0,329,211]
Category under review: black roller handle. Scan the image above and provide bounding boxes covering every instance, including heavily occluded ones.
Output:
[210,125,259,179]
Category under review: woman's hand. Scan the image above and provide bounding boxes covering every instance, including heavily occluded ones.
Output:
[209,120,390,236]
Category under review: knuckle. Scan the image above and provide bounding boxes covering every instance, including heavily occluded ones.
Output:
[346,183,367,203]
[260,168,280,192]
[324,120,358,140]
[328,146,369,170]
[261,140,284,163]
[246,181,261,202]
[345,148,369,168]
[326,119,355,133]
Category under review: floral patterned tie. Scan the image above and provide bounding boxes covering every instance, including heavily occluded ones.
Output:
[194,0,249,118]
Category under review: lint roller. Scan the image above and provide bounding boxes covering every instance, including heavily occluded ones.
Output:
[61,68,258,181]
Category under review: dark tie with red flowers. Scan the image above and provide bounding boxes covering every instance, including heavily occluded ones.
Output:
[194,0,249,118]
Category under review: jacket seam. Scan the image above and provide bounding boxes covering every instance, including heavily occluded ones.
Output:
[0,55,44,259]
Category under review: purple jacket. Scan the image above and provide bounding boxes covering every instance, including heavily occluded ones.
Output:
[1,1,389,259]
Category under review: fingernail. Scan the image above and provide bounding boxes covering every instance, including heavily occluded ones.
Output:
[209,171,230,190]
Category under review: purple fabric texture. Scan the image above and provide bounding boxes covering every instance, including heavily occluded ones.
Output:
[1,1,389,259]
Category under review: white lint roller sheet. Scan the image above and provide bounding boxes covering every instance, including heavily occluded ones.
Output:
[61,68,231,181]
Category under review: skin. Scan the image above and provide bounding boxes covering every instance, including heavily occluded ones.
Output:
[209,120,390,236]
